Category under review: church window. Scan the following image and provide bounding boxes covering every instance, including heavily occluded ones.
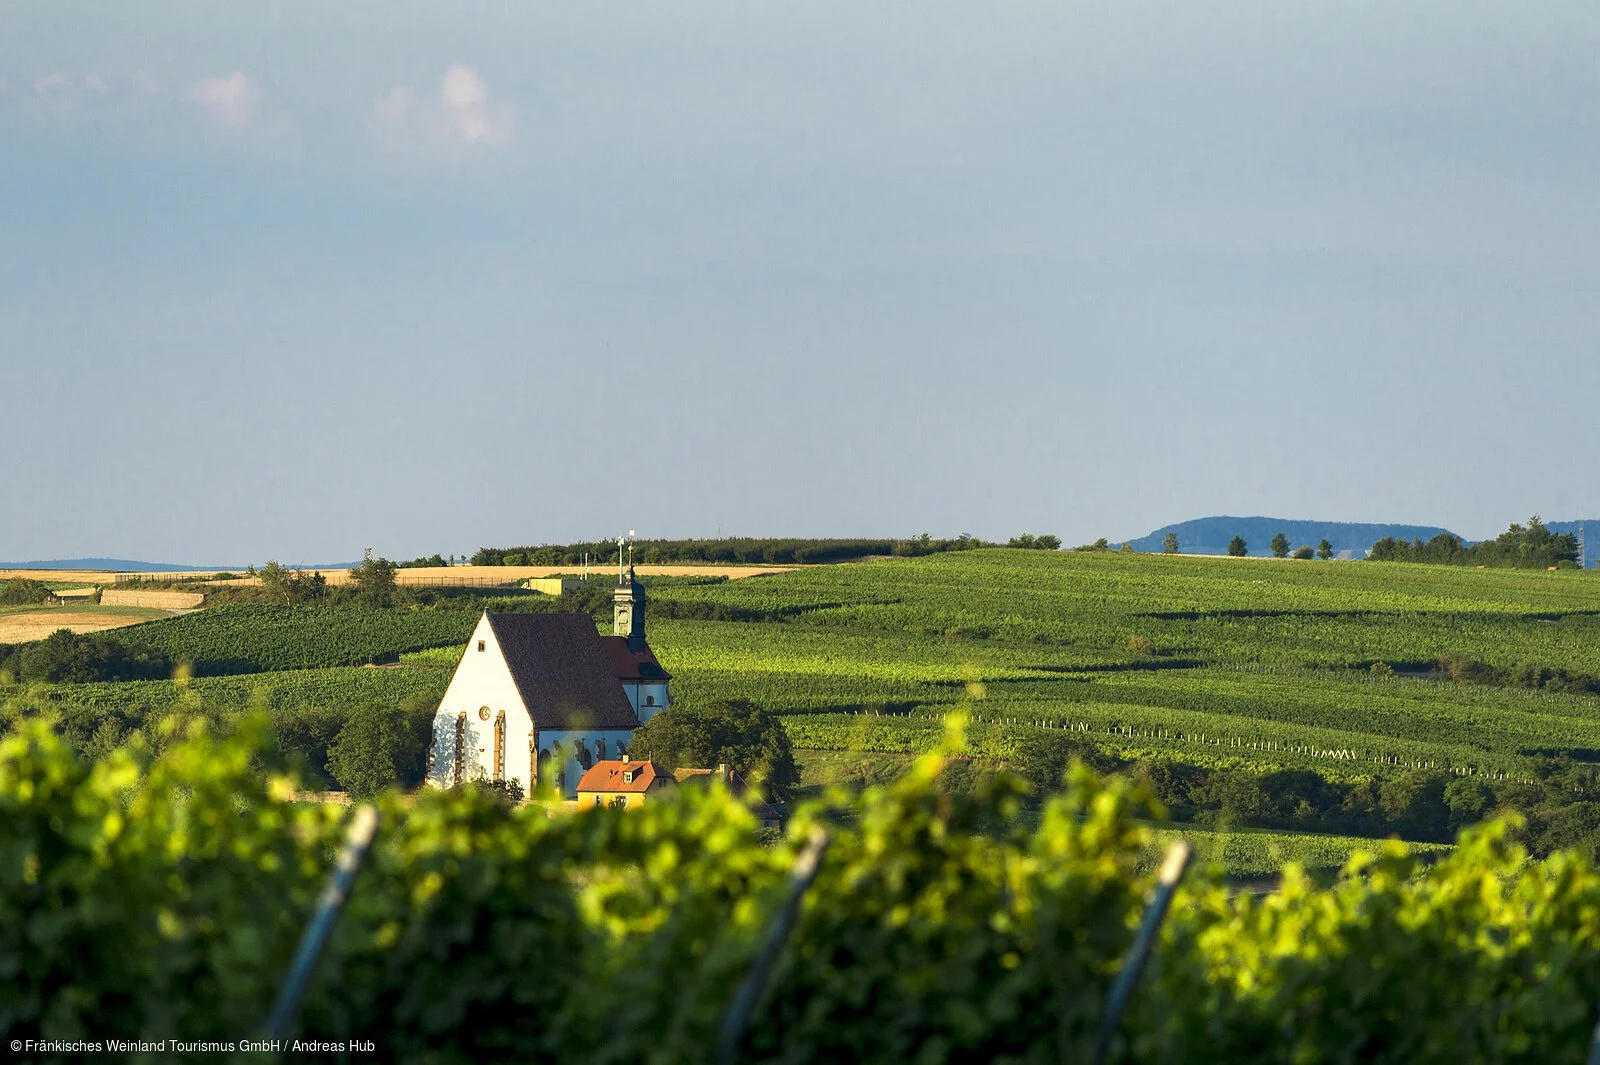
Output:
[453,712,467,785]
[477,640,485,652]
[645,695,655,706]
[493,710,506,781]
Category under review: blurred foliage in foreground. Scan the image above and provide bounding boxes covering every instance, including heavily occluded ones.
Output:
[5,715,1600,1064]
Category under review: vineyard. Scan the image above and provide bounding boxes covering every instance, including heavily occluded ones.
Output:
[9,547,1600,863]
[630,551,1600,786]
[7,721,1599,1063]
[112,605,479,673]
[2,665,452,720]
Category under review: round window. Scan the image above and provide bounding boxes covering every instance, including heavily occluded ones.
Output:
[478,706,491,721]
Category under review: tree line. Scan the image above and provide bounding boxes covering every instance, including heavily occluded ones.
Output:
[1369,516,1579,568]
[470,534,1065,567]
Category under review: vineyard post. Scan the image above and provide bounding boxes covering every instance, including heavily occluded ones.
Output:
[1092,839,1192,1065]
[260,805,380,1041]
[717,825,830,1065]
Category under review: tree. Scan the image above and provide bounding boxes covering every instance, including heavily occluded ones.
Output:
[349,548,399,606]
[326,703,410,800]
[1292,545,1314,560]
[1270,532,1290,558]
[258,560,291,602]
[1227,536,1248,557]
[627,699,798,800]
[1012,729,1117,797]
[258,561,326,604]
[1161,532,1179,554]
[1316,539,1334,560]
[7,628,171,684]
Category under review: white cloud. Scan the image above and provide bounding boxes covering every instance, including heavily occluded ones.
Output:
[440,65,511,145]
[186,71,262,127]
[85,73,109,94]
[33,73,70,94]
[371,65,514,155]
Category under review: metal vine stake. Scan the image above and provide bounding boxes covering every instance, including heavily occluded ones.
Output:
[261,804,381,1041]
[1091,839,1193,1065]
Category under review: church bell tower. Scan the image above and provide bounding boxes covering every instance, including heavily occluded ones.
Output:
[613,533,647,649]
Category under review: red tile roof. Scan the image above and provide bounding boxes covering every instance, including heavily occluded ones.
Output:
[576,759,670,794]
[600,635,672,682]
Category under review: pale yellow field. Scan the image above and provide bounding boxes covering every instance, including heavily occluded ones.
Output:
[208,564,798,587]
[0,569,125,583]
[1,563,798,594]
[0,606,171,643]
[0,568,237,584]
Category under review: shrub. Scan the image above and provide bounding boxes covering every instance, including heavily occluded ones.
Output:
[0,579,53,605]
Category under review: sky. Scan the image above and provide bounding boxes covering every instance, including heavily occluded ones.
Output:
[4,3,1598,564]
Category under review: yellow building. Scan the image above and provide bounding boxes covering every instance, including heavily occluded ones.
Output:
[575,756,675,809]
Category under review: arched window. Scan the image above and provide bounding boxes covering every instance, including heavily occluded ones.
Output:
[453,711,467,785]
[645,695,656,706]
[493,710,506,781]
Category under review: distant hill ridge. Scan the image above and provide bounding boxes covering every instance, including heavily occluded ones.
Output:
[0,558,238,572]
[1123,517,1460,559]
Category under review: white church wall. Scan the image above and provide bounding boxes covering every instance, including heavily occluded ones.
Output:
[426,614,535,788]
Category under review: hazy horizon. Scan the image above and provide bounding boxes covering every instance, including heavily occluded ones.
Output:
[7,3,1597,562]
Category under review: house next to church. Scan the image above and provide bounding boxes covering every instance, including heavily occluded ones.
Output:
[425,569,671,798]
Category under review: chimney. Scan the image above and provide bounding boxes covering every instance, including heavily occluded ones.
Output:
[620,753,631,764]
[717,763,729,783]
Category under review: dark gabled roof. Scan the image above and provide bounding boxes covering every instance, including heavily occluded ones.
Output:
[600,635,673,682]
[485,613,641,731]
[673,766,747,797]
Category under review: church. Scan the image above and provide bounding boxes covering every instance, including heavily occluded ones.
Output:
[425,568,671,798]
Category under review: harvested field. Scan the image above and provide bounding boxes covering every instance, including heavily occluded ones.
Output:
[0,569,121,584]
[0,605,173,642]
